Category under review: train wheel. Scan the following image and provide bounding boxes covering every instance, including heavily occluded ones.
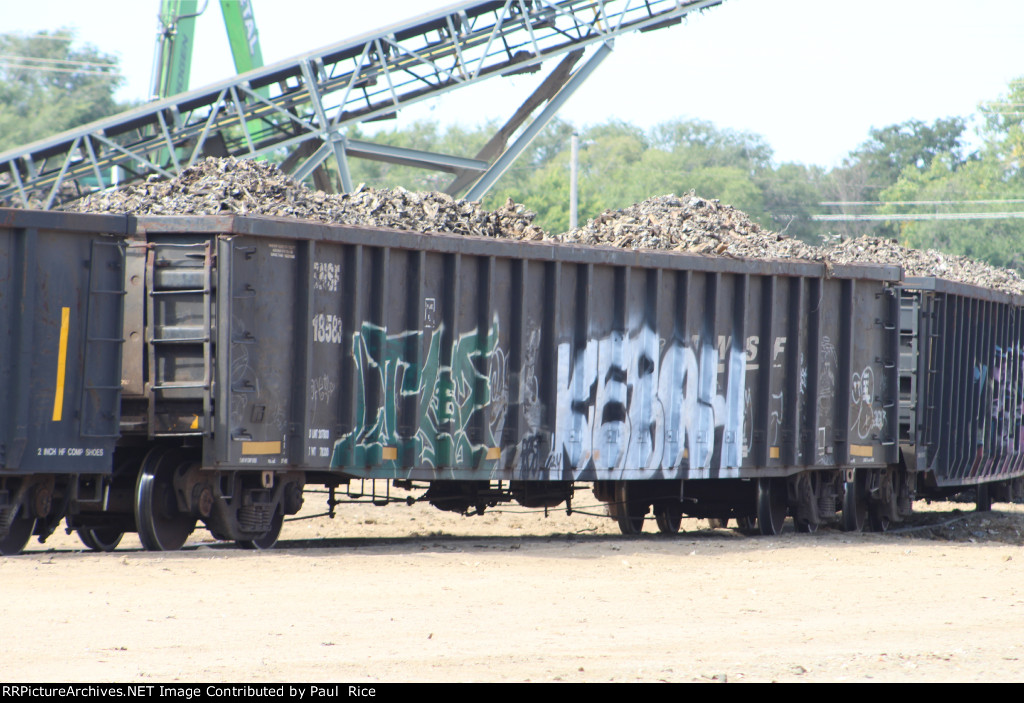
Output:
[77,527,124,552]
[756,477,787,536]
[976,483,993,512]
[654,504,683,535]
[237,509,284,550]
[610,482,647,535]
[736,516,759,535]
[794,516,819,533]
[0,514,35,556]
[867,469,895,533]
[134,448,196,552]
[841,470,868,532]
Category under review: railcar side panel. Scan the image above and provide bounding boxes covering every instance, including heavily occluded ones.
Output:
[126,216,903,487]
[906,278,1024,488]
[0,210,125,474]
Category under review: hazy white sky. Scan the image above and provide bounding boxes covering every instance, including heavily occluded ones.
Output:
[5,0,1024,167]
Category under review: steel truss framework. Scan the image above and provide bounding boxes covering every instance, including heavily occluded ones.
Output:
[0,0,722,209]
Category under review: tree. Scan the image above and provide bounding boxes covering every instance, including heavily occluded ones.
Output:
[650,118,773,174]
[854,117,972,188]
[0,30,126,152]
[822,117,974,240]
[327,116,826,238]
[879,79,1024,269]
[756,162,826,242]
[491,118,812,235]
[883,156,1024,267]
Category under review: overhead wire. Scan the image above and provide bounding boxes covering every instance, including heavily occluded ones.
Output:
[0,53,119,70]
[821,199,1024,207]
[0,62,122,78]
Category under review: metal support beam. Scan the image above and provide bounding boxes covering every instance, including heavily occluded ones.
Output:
[446,48,583,195]
[464,41,613,202]
[345,140,489,174]
[330,134,353,193]
[0,0,725,208]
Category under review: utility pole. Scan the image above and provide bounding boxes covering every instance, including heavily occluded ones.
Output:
[569,133,579,230]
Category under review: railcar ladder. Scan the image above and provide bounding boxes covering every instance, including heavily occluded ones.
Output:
[145,240,215,437]
[898,290,921,448]
[80,239,127,438]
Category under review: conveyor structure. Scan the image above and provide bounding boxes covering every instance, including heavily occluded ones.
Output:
[0,0,722,208]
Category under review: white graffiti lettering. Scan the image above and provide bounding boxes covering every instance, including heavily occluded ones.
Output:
[851,366,884,440]
[552,327,748,479]
[313,261,341,292]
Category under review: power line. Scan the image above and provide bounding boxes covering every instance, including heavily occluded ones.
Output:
[4,32,74,42]
[0,61,121,78]
[814,212,1024,222]
[0,53,119,70]
[821,199,1024,207]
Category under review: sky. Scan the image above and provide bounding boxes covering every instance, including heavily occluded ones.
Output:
[5,0,1024,168]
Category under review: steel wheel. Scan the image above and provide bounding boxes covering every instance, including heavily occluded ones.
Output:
[77,527,124,552]
[756,477,788,536]
[134,448,196,552]
[794,515,819,533]
[867,469,896,533]
[841,471,868,532]
[610,482,647,535]
[237,509,284,550]
[654,504,683,535]
[0,513,35,556]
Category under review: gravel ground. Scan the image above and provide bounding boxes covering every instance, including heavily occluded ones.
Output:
[5,497,1024,683]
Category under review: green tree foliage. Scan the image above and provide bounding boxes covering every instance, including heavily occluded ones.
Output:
[0,30,126,152]
[756,162,827,241]
[332,117,826,238]
[823,117,973,240]
[854,117,972,187]
[880,80,1024,268]
[486,118,817,236]
[883,157,1024,267]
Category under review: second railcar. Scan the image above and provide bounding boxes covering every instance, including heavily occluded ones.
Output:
[899,277,1024,512]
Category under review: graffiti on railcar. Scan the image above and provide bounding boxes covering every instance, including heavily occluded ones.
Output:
[332,317,507,469]
[312,261,340,292]
[817,336,838,465]
[851,366,885,441]
[309,372,336,409]
[986,345,1024,453]
[430,318,506,466]
[549,328,752,480]
[229,316,259,425]
[513,328,543,478]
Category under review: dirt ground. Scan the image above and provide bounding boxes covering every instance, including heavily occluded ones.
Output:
[4,489,1024,683]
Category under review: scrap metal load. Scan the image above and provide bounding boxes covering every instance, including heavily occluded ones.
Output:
[69,157,1024,294]
[68,158,546,240]
[1,157,1023,555]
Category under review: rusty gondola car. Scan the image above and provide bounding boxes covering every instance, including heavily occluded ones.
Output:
[0,206,1020,554]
